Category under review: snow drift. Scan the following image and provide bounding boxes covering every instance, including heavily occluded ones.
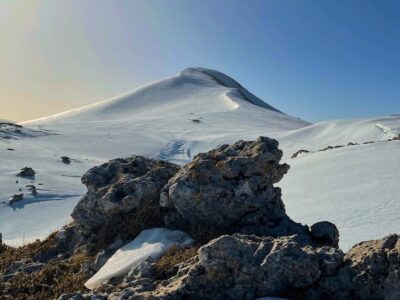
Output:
[85,228,193,289]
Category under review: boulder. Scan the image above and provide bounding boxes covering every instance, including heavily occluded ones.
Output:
[17,167,35,178]
[345,234,400,299]
[61,156,71,164]
[311,221,339,248]
[161,137,308,239]
[71,156,180,242]
[9,193,24,204]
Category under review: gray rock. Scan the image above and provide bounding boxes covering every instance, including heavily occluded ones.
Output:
[161,137,289,228]
[107,233,400,299]
[107,239,123,252]
[2,261,45,282]
[108,234,342,299]
[20,262,44,273]
[6,260,26,274]
[9,193,24,204]
[345,234,400,299]
[58,292,107,300]
[17,167,35,178]
[71,156,179,245]
[58,293,85,300]
[92,250,109,272]
[127,257,155,278]
[260,237,321,294]
[161,136,308,240]
[26,184,37,196]
[311,221,340,248]
[55,228,68,242]
[61,156,71,164]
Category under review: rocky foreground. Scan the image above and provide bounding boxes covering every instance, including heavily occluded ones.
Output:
[1,137,399,299]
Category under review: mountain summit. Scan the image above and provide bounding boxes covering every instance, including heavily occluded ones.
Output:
[26,67,291,124]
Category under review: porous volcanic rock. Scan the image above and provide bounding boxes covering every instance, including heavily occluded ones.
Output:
[344,234,400,299]
[104,233,400,300]
[71,156,180,238]
[161,136,308,239]
[106,233,344,299]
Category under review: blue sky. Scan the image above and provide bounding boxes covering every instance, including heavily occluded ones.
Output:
[1,0,399,121]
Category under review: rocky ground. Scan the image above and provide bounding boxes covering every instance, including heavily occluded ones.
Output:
[1,137,399,299]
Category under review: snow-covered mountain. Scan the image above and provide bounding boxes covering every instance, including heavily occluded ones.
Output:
[1,67,399,250]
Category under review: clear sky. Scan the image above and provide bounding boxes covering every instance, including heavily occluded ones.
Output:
[1,0,399,122]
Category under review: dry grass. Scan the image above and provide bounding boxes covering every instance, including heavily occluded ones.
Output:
[0,235,94,300]
[154,246,199,280]
[0,234,56,271]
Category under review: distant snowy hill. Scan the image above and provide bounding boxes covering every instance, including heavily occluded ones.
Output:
[0,67,399,250]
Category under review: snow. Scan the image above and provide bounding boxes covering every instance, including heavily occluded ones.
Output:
[280,140,400,250]
[376,119,400,136]
[0,67,399,251]
[85,228,193,290]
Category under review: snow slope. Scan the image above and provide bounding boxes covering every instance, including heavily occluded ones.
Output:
[0,67,399,250]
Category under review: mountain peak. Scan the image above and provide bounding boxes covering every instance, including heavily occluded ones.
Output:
[180,67,281,112]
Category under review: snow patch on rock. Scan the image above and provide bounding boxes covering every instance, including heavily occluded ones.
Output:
[85,228,193,290]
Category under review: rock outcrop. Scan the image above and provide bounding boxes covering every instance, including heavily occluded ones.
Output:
[344,234,400,299]
[102,233,400,300]
[61,156,71,164]
[9,193,24,205]
[3,137,400,300]
[161,137,308,240]
[71,156,180,246]
[310,221,340,248]
[17,167,35,178]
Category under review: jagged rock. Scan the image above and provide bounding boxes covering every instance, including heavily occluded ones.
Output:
[26,184,37,196]
[71,156,180,243]
[107,234,344,299]
[17,167,35,178]
[106,233,400,299]
[2,260,45,282]
[311,221,339,248]
[187,234,324,298]
[9,193,24,204]
[58,292,107,300]
[92,250,109,272]
[161,136,308,240]
[345,234,400,299]
[61,156,71,164]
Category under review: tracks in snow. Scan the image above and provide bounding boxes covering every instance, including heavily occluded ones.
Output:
[158,139,192,165]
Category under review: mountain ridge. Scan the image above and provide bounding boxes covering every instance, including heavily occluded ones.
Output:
[23,67,291,125]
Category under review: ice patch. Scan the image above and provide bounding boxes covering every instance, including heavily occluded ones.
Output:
[85,228,194,290]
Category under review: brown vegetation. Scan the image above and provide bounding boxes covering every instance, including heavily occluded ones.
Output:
[0,235,94,300]
[154,246,199,280]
